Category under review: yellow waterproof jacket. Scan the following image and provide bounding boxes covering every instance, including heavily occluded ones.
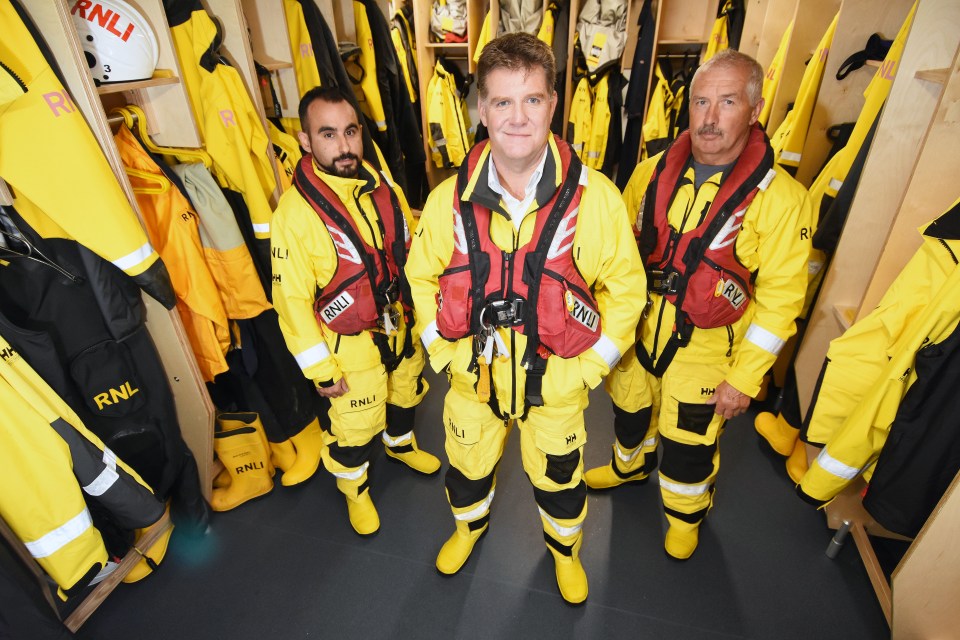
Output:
[391,8,418,104]
[770,13,838,170]
[115,127,231,382]
[473,1,559,61]
[408,137,645,416]
[352,0,387,132]
[703,0,734,63]
[0,334,163,598]
[425,60,473,168]
[0,0,171,306]
[271,160,416,386]
[623,152,813,397]
[801,202,960,504]
[758,20,793,129]
[283,0,323,96]
[168,2,276,240]
[269,120,302,192]
[641,63,684,159]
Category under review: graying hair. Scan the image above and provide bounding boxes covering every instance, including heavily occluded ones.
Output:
[692,49,764,106]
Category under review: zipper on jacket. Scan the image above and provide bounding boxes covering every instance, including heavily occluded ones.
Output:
[725,325,734,358]
[938,237,958,265]
[0,60,27,93]
[510,329,517,416]
[334,334,342,354]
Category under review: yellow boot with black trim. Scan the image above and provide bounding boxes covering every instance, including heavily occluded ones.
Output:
[754,411,799,457]
[664,514,700,560]
[383,431,441,475]
[336,476,380,536]
[786,438,809,484]
[584,442,650,490]
[281,417,325,487]
[123,504,173,583]
[210,424,274,511]
[546,535,588,605]
[436,518,488,575]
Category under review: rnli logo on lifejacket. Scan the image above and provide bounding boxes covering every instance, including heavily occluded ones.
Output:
[71,1,138,42]
[709,208,747,251]
[715,279,747,310]
[452,208,467,254]
[325,225,362,264]
[320,291,355,323]
[547,207,579,259]
[93,381,140,410]
[568,292,599,331]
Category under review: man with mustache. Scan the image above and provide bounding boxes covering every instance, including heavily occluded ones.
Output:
[271,87,440,536]
[585,49,813,559]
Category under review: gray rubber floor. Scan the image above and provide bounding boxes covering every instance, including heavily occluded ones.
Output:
[73,369,891,639]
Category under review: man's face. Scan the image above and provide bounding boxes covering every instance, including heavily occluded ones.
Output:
[297,99,363,178]
[688,64,763,165]
[478,66,557,168]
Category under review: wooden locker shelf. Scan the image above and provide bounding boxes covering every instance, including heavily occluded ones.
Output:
[96,72,180,95]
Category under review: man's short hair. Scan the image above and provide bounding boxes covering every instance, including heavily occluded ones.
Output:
[476,32,556,100]
[692,49,764,106]
[298,86,360,131]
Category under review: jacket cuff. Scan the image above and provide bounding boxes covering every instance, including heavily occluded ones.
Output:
[579,349,611,389]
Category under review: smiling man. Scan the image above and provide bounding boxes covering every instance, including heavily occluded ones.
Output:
[271,87,440,537]
[586,49,813,560]
[406,33,644,604]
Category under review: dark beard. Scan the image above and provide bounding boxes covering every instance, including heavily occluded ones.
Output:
[318,154,360,178]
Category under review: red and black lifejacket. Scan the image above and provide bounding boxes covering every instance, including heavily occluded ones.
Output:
[292,157,413,341]
[436,136,602,366]
[637,124,776,374]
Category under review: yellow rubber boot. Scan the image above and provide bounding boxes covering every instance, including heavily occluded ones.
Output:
[335,475,380,535]
[213,466,230,489]
[123,504,173,583]
[270,439,297,474]
[281,417,325,487]
[383,431,441,475]
[786,439,810,484]
[754,411,799,457]
[547,536,588,605]
[584,444,649,490]
[664,514,700,560]
[436,519,488,575]
[218,413,275,476]
[210,425,274,512]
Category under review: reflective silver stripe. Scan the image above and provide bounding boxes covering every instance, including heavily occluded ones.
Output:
[659,476,711,496]
[111,242,154,271]
[382,430,412,447]
[586,151,600,158]
[571,143,583,152]
[538,507,582,537]
[745,324,785,356]
[24,509,94,559]
[433,137,447,146]
[757,168,777,191]
[643,436,657,448]
[590,334,621,370]
[84,448,119,497]
[294,342,331,370]
[780,150,802,162]
[816,449,861,481]
[829,178,843,192]
[375,120,387,128]
[330,461,369,481]
[252,222,270,234]
[615,441,641,463]
[380,171,395,188]
[578,165,589,186]
[455,488,495,521]
[420,320,442,350]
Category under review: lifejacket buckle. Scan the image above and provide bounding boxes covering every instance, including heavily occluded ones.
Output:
[648,269,679,295]
[480,299,525,328]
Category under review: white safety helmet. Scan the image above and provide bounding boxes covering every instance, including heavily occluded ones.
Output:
[71,0,160,84]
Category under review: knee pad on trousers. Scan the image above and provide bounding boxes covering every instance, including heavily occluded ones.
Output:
[659,436,717,484]
[612,405,653,449]
[327,437,378,470]
[545,449,580,486]
[445,464,496,509]
[385,404,415,439]
[533,482,587,521]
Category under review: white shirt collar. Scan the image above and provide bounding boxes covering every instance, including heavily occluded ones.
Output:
[487,146,549,230]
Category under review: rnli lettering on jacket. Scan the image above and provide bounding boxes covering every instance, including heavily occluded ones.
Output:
[436,135,601,359]
[640,124,776,330]
[292,157,411,336]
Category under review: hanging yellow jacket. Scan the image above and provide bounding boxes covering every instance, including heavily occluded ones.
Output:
[271,159,416,385]
[641,63,684,160]
[623,149,813,397]
[352,0,388,132]
[567,76,593,159]
[269,120,302,192]
[283,0,323,94]
[800,201,960,505]
[425,59,473,169]
[703,0,734,63]
[114,126,231,382]
[0,334,163,599]
[758,20,793,129]
[167,1,277,241]
[770,13,838,171]
[583,71,612,170]
[391,8,418,105]
[0,0,172,307]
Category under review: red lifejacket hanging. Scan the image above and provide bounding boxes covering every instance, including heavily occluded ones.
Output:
[292,156,411,336]
[639,124,776,330]
[436,136,601,360]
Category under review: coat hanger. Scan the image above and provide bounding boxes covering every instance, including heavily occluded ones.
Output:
[124,167,170,195]
[0,205,83,282]
[110,105,213,169]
